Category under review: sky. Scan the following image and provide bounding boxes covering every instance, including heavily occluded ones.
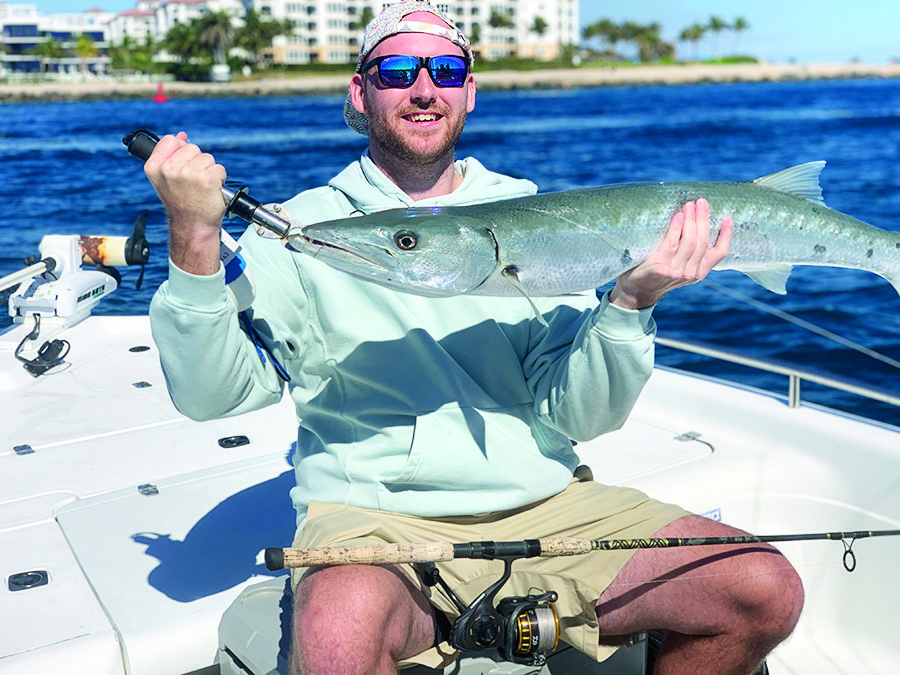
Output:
[23,0,900,64]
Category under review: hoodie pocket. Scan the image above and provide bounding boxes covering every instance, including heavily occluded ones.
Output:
[377,403,576,504]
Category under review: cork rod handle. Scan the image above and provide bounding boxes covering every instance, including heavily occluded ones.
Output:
[264,537,598,570]
[265,541,456,570]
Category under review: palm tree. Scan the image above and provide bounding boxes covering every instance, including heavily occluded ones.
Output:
[349,6,374,31]
[679,23,705,62]
[583,19,621,56]
[620,21,670,62]
[630,22,673,62]
[196,9,235,66]
[530,16,548,37]
[488,9,514,30]
[109,34,136,71]
[619,21,644,59]
[110,34,160,74]
[27,37,66,74]
[236,7,293,69]
[707,16,729,60]
[74,33,98,75]
[162,21,203,62]
[732,17,750,54]
[132,35,159,73]
[469,23,481,46]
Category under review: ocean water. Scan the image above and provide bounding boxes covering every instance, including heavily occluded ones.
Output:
[1,77,899,424]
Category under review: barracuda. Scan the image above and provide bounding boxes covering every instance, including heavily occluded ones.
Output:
[295,162,900,301]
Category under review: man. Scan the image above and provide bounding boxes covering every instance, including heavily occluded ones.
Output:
[144,2,803,674]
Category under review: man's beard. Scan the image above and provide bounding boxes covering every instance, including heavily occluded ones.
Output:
[367,105,467,165]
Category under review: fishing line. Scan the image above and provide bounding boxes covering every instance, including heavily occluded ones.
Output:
[702,278,900,371]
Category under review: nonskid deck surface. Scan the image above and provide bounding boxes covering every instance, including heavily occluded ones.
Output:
[1,315,297,675]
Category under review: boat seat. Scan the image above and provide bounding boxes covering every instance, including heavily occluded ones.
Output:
[218,576,648,674]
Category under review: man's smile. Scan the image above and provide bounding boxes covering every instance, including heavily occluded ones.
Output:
[404,112,442,124]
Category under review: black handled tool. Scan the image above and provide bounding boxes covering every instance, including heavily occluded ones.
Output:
[122,128,292,239]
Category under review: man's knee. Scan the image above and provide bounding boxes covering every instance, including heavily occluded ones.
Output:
[290,564,435,674]
[737,551,805,642]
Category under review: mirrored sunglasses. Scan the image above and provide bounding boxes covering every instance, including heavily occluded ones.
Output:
[360,54,469,88]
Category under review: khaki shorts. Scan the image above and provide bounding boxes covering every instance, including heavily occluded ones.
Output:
[290,469,687,669]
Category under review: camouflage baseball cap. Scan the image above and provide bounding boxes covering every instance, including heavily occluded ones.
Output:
[344,1,473,135]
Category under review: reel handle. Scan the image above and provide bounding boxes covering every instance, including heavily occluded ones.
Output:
[122,128,160,162]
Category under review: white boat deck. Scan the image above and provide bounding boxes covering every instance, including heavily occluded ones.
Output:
[2,315,898,674]
[1,316,296,675]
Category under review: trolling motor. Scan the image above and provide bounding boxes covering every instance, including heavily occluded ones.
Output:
[3,216,149,323]
[0,215,150,376]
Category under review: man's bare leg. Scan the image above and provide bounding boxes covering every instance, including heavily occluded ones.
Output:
[596,515,804,675]
[291,563,437,675]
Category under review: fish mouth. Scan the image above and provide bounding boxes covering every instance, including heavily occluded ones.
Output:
[297,229,402,281]
[296,227,473,298]
[298,232,360,257]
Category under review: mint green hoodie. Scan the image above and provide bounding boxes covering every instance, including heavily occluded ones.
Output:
[149,155,657,528]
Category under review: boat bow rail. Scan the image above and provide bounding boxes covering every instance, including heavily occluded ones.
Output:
[656,335,900,416]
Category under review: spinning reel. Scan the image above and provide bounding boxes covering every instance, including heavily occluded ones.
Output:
[416,556,560,666]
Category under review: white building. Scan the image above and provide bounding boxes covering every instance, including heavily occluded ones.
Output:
[107,0,245,44]
[263,0,580,66]
[1,0,579,77]
[0,2,112,75]
[106,1,161,45]
[154,0,244,35]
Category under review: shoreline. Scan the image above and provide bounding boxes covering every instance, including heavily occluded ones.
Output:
[2,61,900,102]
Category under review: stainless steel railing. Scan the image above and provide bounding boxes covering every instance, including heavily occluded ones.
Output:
[655,336,900,411]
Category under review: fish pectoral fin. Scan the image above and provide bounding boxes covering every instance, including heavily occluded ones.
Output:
[502,266,549,327]
[742,265,793,294]
[752,161,827,206]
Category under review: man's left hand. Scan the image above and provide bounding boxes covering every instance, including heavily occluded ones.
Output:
[609,198,733,310]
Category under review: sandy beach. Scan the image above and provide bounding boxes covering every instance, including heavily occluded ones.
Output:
[2,61,899,102]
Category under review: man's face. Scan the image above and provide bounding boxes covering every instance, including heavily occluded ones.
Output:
[350,17,475,165]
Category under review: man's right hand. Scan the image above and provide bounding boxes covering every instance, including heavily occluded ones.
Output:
[144,131,227,275]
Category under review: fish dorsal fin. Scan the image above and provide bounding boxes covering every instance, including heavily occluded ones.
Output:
[752,161,827,206]
[742,265,793,295]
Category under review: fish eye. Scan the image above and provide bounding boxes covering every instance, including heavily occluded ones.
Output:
[393,230,418,250]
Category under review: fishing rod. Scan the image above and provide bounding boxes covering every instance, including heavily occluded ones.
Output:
[266,528,900,666]
[265,528,900,573]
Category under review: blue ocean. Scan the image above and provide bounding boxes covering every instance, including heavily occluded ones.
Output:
[2,77,899,424]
